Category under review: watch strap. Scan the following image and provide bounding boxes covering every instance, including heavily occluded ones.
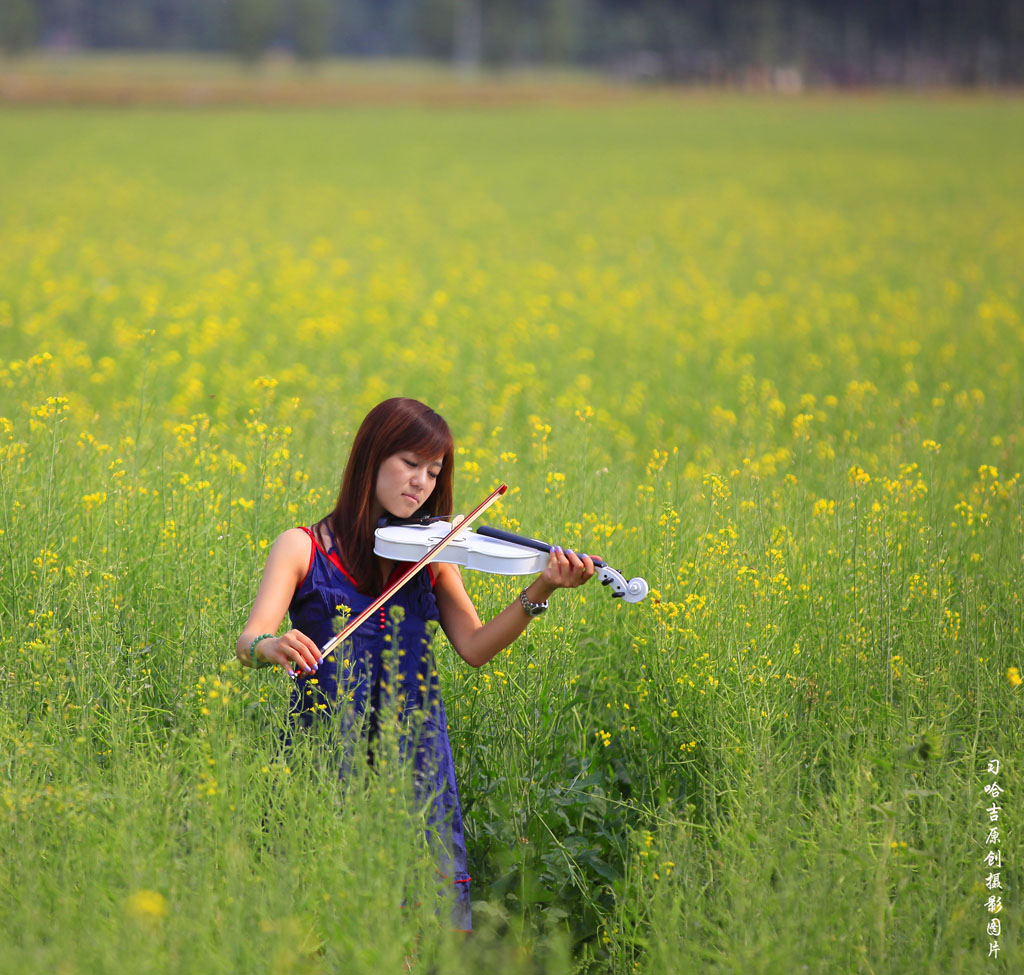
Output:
[519,587,548,616]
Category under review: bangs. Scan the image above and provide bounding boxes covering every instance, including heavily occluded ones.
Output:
[397,411,453,465]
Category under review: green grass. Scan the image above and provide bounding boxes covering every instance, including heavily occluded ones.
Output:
[1,95,1022,973]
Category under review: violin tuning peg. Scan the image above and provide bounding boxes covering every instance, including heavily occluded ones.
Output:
[601,578,612,586]
[612,591,625,598]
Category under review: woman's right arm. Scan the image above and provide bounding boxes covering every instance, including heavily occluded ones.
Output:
[235,528,323,676]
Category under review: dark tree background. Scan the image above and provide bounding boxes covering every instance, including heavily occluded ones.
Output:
[4,0,1023,85]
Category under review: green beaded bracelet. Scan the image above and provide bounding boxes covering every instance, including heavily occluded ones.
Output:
[248,633,275,668]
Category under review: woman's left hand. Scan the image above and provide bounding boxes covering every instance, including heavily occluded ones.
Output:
[540,546,596,590]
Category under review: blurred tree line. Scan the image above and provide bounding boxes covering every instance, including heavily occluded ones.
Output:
[2,0,1022,85]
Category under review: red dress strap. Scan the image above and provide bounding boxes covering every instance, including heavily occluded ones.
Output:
[299,526,359,586]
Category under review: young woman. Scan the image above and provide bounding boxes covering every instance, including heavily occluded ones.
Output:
[235,397,595,931]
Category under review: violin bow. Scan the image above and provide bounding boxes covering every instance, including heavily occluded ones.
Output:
[318,483,508,660]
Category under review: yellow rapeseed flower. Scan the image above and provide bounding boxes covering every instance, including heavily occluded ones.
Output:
[848,465,871,487]
[125,889,168,922]
[1008,667,1022,688]
[813,498,835,517]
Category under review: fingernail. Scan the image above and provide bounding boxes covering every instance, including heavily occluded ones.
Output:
[567,550,576,557]
[556,545,563,553]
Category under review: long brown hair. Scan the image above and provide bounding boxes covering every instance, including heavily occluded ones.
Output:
[318,398,454,594]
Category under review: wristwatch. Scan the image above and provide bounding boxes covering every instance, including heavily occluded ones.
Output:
[519,587,549,617]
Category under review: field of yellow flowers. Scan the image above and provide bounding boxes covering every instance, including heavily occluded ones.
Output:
[1,96,1022,973]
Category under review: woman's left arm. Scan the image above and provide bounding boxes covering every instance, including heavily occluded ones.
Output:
[433,548,594,668]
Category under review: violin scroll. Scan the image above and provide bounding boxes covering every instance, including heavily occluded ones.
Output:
[595,564,650,603]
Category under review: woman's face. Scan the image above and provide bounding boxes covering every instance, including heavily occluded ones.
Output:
[374,450,443,520]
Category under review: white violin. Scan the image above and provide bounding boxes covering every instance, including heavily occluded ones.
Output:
[374,518,650,603]
[315,484,649,667]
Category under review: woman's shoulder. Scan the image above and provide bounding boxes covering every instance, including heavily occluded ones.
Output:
[274,526,315,548]
[268,527,315,572]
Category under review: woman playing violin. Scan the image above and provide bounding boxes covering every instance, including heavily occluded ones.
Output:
[235,397,595,930]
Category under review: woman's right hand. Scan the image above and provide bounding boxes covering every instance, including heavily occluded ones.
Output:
[254,629,323,676]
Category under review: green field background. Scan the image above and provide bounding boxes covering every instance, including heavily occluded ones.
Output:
[1,96,1022,973]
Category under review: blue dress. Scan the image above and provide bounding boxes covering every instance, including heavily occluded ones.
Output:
[287,526,472,931]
